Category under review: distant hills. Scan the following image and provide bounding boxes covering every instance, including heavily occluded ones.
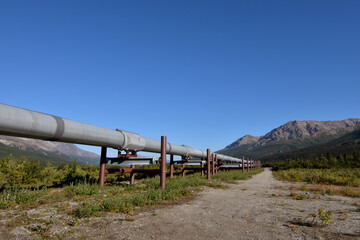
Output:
[0,135,99,166]
[217,119,360,162]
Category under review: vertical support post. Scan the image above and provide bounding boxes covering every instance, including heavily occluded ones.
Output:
[160,136,167,189]
[207,149,211,180]
[212,153,215,176]
[215,154,218,174]
[247,158,249,172]
[130,164,135,185]
[242,156,245,173]
[182,164,186,178]
[99,147,107,187]
[201,161,204,176]
[170,154,174,178]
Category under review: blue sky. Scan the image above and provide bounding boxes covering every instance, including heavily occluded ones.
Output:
[0,0,359,156]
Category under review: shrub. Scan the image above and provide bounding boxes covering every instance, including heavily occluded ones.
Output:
[0,187,47,209]
[75,201,102,218]
[64,181,100,197]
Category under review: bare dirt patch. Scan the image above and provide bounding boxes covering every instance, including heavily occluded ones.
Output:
[1,168,359,239]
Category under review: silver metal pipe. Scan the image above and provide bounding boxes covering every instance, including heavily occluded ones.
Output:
[0,103,246,163]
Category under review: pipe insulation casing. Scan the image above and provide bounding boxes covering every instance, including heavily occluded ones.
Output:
[0,103,247,163]
[0,103,127,148]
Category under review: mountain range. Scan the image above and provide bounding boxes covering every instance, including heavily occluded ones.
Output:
[217,119,360,161]
[0,135,99,166]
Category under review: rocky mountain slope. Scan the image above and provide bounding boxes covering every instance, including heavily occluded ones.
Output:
[0,135,99,165]
[218,119,360,160]
[263,128,360,162]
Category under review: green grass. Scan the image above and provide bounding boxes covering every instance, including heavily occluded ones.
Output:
[0,168,264,218]
[213,168,264,183]
[273,168,360,187]
[0,187,48,209]
[274,168,360,198]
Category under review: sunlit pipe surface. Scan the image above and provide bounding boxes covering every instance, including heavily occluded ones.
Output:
[0,103,246,163]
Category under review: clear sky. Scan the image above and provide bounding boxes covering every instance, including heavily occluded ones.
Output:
[0,0,359,156]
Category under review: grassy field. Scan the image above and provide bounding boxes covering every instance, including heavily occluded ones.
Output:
[273,168,360,198]
[0,168,264,218]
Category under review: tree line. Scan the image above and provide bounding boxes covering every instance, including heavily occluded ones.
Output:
[0,154,99,189]
[263,150,360,171]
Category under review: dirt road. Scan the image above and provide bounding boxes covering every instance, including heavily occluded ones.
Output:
[70,168,360,239]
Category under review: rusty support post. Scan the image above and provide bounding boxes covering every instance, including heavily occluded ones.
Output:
[170,154,174,178]
[207,149,211,180]
[242,156,245,173]
[99,147,107,186]
[182,164,186,177]
[247,158,249,172]
[160,136,167,189]
[130,164,135,185]
[215,154,218,174]
[212,153,215,176]
[201,158,204,176]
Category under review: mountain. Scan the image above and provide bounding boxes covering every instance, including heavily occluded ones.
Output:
[0,135,99,166]
[263,129,360,162]
[224,135,260,149]
[217,119,360,160]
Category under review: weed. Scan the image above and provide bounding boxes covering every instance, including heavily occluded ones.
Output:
[125,215,136,221]
[64,181,100,197]
[68,218,79,227]
[300,184,309,192]
[311,207,333,225]
[0,187,47,209]
[341,187,360,198]
[75,201,102,218]
[28,224,49,235]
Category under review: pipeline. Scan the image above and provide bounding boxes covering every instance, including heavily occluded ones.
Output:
[0,103,245,163]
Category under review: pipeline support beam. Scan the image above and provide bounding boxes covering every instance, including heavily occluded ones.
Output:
[99,147,107,186]
[160,136,167,189]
